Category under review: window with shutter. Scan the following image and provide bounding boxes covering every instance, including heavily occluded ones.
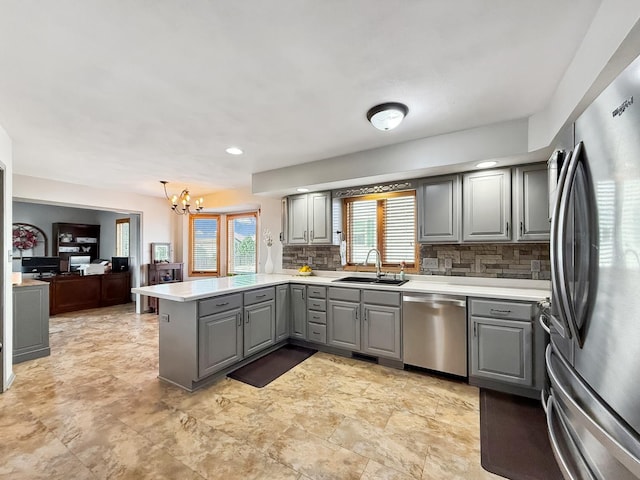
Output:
[115,218,130,257]
[189,214,220,276]
[344,191,416,267]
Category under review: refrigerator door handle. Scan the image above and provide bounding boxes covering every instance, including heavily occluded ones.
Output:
[550,149,573,339]
[547,394,597,480]
[547,346,640,477]
[557,142,587,347]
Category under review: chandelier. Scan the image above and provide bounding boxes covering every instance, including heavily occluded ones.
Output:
[160,181,204,215]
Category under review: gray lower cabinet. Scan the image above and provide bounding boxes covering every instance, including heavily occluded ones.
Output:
[199,308,243,378]
[469,298,535,388]
[362,304,401,360]
[328,300,361,350]
[290,284,307,339]
[243,288,276,357]
[13,281,50,363]
[275,284,289,342]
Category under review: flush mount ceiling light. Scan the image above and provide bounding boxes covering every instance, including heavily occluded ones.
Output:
[160,181,204,215]
[475,161,497,169]
[296,187,310,193]
[366,102,409,131]
[225,147,243,155]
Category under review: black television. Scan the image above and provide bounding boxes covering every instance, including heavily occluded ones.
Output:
[21,256,60,276]
[111,257,129,272]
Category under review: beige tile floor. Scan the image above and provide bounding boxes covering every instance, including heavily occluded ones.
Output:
[0,304,503,480]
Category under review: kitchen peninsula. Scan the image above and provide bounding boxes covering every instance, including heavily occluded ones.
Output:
[133,273,550,393]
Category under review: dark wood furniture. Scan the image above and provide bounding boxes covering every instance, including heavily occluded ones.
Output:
[148,262,184,313]
[52,222,101,264]
[44,272,131,315]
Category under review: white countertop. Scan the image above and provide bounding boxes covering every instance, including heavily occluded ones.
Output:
[132,272,550,303]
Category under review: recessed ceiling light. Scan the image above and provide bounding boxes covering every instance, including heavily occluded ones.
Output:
[366,102,409,131]
[476,161,497,169]
[296,188,310,193]
[225,147,243,155]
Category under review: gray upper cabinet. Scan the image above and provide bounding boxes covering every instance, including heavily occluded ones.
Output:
[309,192,332,244]
[417,174,461,243]
[275,284,289,342]
[290,284,307,339]
[463,168,512,241]
[514,164,550,241]
[285,191,332,245]
[287,194,309,244]
[199,308,243,378]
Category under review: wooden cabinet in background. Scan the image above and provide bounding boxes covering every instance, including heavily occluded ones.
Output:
[148,263,184,313]
[44,272,131,315]
[52,222,101,264]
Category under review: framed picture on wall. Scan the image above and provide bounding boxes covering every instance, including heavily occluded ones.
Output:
[151,243,171,263]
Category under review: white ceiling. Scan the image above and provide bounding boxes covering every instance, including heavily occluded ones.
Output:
[0,1,603,198]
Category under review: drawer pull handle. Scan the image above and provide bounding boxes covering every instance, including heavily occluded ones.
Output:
[490,308,511,315]
[313,315,320,319]
[215,302,229,307]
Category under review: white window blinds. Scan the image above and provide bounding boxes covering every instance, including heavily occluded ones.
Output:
[345,192,416,266]
[191,215,218,273]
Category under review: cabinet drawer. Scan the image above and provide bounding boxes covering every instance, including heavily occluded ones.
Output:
[307,310,326,324]
[244,287,275,306]
[199,293,242,318]
[362,290,401,307]
[307,322,327,344]
[307,298,327,312]
[470,298,534,321]
[328,287,361,303]
[307,285,326,299]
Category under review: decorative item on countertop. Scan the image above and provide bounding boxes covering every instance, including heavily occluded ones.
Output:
[298,264,313,276]
[399,261,406,281]
[263,228,274,274]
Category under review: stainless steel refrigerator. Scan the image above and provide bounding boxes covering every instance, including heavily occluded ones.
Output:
[544,52,640,479]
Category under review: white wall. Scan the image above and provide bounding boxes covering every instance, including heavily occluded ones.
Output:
[1,125,13,391]
[180,187,282,279]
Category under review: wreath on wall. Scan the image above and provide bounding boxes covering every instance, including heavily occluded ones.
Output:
[12,223,48,257]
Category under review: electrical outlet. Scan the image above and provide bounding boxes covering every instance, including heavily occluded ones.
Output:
[444,258,453,269]
[531,260,541,272]
[423,258,439,269]
[308,256,313,265]
[160,313,170,323]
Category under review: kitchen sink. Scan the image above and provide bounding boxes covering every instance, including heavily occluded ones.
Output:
[332,276,408,286]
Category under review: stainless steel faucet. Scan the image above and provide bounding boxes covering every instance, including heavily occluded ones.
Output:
[363,248,383,278]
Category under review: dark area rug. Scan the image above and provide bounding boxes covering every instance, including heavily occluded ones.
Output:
[480,388,563,480]
[228,344,316,388]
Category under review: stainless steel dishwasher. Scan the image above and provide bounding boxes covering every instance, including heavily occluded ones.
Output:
[402,293,467,377]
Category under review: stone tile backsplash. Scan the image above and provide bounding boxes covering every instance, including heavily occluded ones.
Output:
[283,243,550,280]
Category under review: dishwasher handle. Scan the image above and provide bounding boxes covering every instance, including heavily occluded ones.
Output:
[402,295,466,308]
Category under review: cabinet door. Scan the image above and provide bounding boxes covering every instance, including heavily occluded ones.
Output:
[327,300,361,351]
[362,304,401,360]
[275,284,289,342]
[287,194,308,244]
[463,169,511,241]
[469,316,533,386]
[514,164,550,241]
[417,175,461,243]
[199,308,243,378]
[290,285,307,339]
[13,285,50,362]
[309,192,332,244]
[244,300,275,356]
